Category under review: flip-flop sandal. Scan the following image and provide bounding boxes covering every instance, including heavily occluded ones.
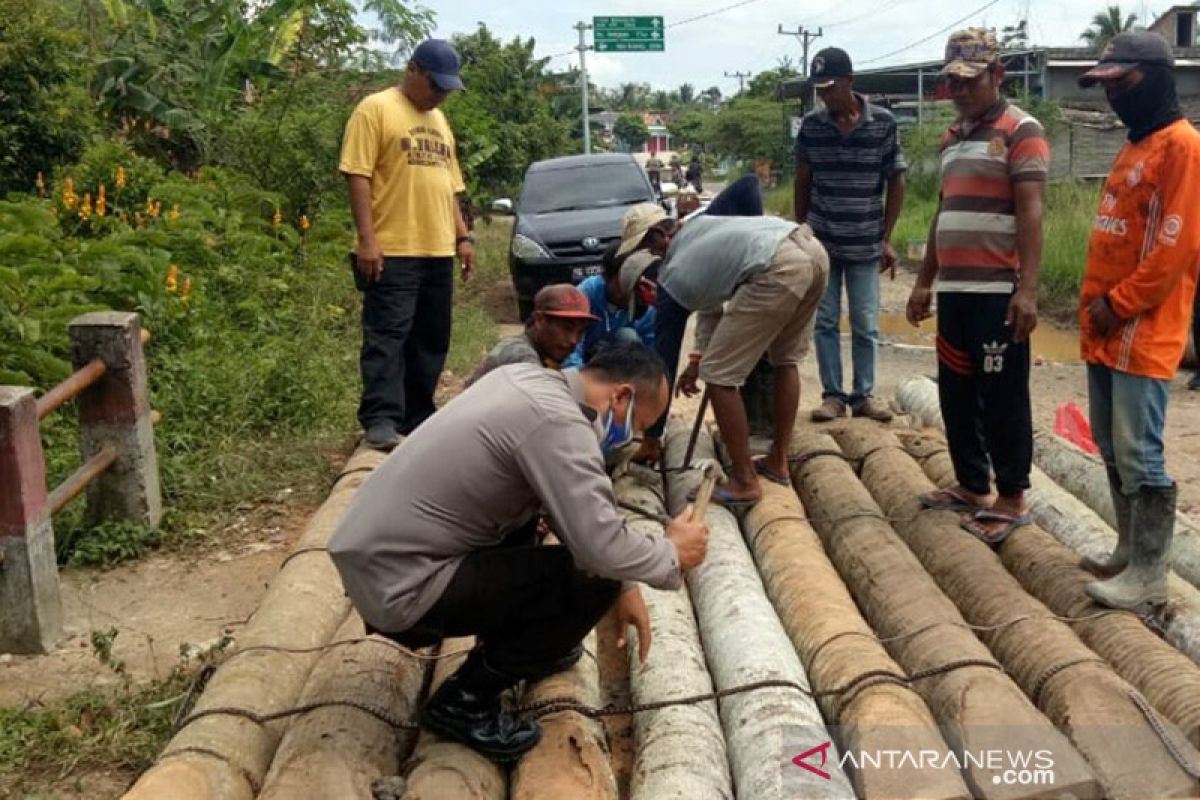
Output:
[920,487,987,512]
[960,510,1031,546]
[753,458,791,487]
[686,485,759,510]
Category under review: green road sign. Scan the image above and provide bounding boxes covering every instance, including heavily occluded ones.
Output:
[593,16,665,52]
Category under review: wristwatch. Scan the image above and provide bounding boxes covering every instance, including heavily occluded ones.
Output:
[456,234,475,245]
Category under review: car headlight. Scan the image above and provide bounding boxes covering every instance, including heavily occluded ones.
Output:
[511,233,551,259]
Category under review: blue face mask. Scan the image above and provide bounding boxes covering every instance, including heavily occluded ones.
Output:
[598,391,636,453]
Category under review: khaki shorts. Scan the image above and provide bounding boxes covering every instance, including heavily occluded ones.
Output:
[699,227,829,387]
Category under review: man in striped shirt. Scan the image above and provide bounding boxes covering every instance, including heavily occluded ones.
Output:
[905,28,1049,544]
[795,47,907,422]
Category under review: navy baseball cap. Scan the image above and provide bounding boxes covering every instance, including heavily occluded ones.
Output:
[810,47,853,89]
[411,39,465,92]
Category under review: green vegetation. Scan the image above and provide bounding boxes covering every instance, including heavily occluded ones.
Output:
[0,3,544,569]
[766,114,1097,314]
[0,634,221,796]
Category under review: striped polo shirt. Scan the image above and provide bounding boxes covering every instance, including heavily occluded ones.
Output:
[795,94,907,264]
[935,99,1049,293]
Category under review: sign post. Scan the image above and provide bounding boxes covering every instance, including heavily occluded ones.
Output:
[593,16,665,53]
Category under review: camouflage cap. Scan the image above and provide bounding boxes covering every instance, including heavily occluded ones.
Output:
[941,28,999,78]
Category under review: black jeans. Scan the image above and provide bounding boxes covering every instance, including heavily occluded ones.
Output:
[355,255,453,434]
[936,292,1032,497]
[377,537,620,679]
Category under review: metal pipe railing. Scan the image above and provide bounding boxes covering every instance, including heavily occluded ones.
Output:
[36,359,107,420]
[34,328,152,421]
[47,445,118,516]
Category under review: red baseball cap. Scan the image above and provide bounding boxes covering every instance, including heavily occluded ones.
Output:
[534,284,599,321]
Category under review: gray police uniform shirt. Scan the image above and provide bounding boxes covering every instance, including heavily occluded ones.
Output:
[328,363,681,633]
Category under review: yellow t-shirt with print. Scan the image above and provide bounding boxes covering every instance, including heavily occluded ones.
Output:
[339,87,466,257]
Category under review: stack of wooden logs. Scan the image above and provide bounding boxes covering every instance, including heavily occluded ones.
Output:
[123,403,1200,799]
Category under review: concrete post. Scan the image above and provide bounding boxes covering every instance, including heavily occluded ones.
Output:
[69,312,162,528]
[0,387,63,653]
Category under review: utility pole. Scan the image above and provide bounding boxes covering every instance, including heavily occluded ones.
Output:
[575,21,593,155]
[724,70,752,94]
[776,25,823,77]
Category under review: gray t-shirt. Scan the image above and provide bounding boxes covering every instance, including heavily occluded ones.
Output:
[658,215,800,311]
[328,364,680,633]
[465,332,543,387]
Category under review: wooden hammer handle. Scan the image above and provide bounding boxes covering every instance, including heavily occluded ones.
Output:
[690,464,717,521]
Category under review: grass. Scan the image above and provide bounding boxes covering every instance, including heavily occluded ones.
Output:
[769,173,1097,315]
[39,212,514,566]
[0,637,220,799]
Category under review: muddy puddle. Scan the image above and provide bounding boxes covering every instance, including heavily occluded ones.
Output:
[844,312,1083,364]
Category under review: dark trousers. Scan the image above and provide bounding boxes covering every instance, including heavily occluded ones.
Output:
[936,292,1032,497]
[355,256,453,434]
[379,535,620,679]
[649,174,765,439]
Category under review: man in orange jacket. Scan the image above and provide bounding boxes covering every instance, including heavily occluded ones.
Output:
[1077,32,1200,611]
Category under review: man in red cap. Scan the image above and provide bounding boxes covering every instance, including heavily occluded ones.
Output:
[466,284,598,386]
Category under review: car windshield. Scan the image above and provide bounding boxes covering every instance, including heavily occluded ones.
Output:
[520,163,653,214]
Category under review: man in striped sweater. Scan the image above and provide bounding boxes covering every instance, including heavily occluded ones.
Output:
[906,28,1049,544]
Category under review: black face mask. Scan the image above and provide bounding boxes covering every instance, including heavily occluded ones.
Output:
[1109,65,1182,142]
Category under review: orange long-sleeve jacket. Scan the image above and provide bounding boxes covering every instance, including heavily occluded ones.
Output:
[1080,118,1200,380]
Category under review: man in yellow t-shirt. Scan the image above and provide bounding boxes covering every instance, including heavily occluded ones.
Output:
[339,39,474,450]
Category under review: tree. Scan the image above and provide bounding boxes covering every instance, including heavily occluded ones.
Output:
[711,96,792,168]
[616,82,652,111]
[0,0,97,193]
[746,59,800,100]
[668,110,715,151]
[1001,19,1030,49]
[1080,5,1139,49]
[678,83,696,106]
[614,113,650,150]
[442,25,571,204]
[699,86,723,109]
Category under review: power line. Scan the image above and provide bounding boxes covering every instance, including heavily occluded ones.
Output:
[858,0,1003,65]
[669,0,767,29]
[820,0,914,30]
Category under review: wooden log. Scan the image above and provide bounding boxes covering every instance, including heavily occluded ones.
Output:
[1034,429,1200,590]
[894,390,1200,667]
[790,431,1097,800]
[613,475,733,800]
[510,630,617,800]
[743,479,970,799]
[257,614,430,798]
[836,424,1200,799]
[896,374,1200,590]
[663,427,855,800]
[123,446,387,800]
[401,637,507,800]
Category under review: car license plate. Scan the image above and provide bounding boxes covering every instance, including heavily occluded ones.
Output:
[571,264,603,281]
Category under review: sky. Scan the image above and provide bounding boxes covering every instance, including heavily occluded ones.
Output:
[420,0,1161,96]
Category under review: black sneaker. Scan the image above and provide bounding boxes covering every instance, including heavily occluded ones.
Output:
[420,674,541,762]
[363,421,401,451]
[1189,373,1200,391]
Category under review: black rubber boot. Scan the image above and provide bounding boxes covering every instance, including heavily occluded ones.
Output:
[1081,465,1132,577]
[1086,483,1175,613]
[420,648,541,763]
